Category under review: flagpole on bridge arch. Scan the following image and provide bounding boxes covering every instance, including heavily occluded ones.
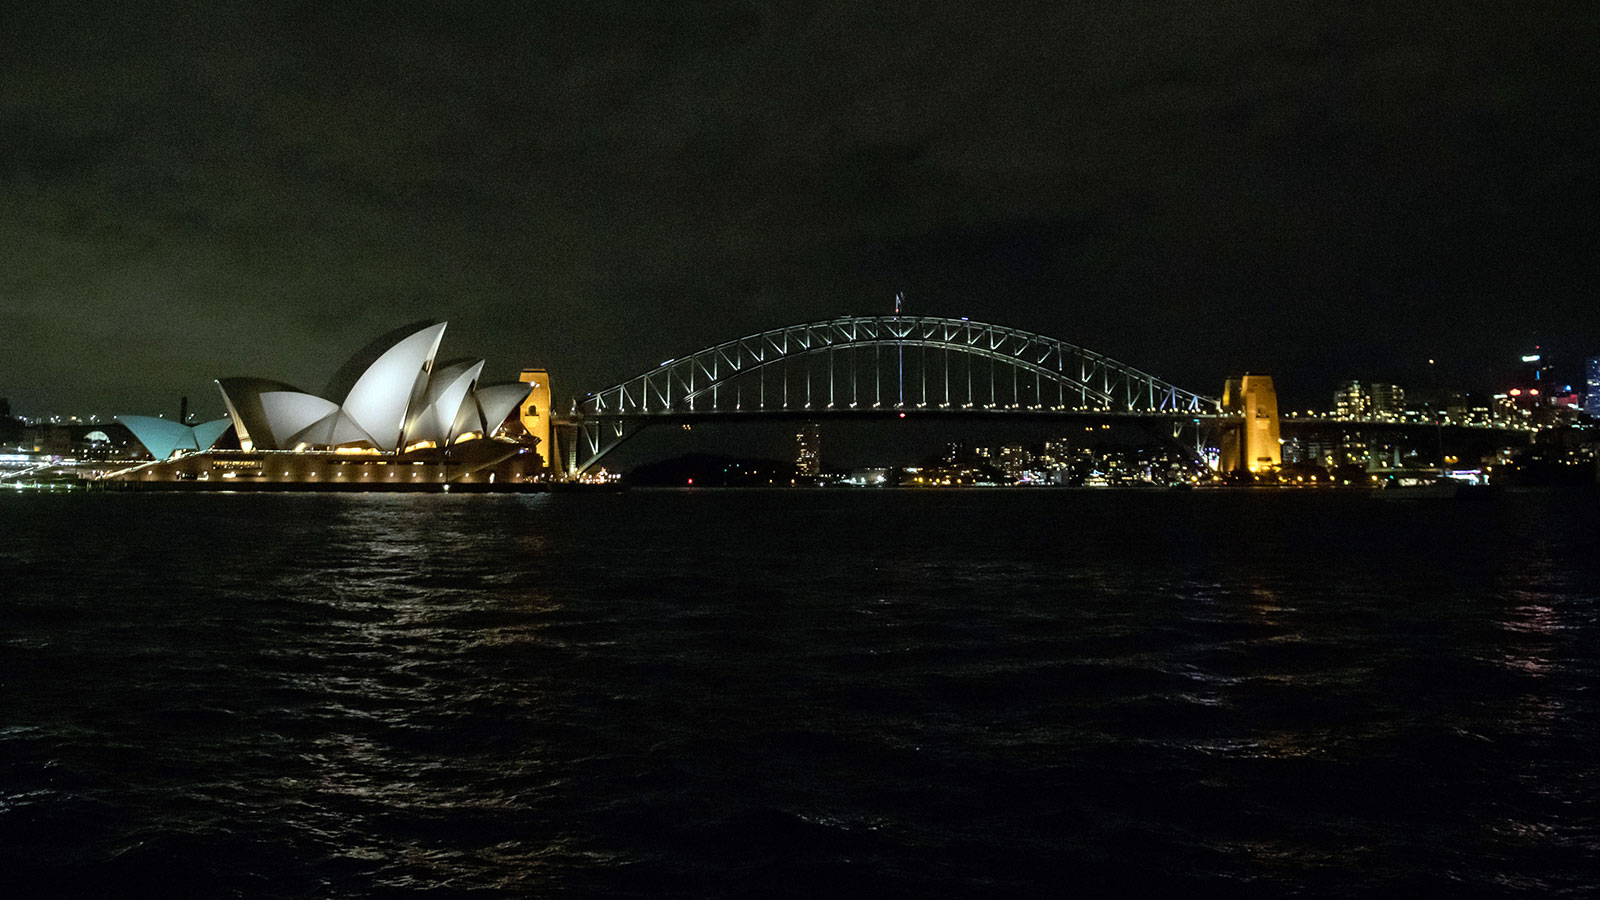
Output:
[895,292,904,406]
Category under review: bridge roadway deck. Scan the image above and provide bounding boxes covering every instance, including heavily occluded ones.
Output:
[1280,417,1535,437]
[557,409,1533,434]
[556,408,1232,426]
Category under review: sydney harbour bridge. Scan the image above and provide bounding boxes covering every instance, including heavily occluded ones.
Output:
[541,314,1528,477]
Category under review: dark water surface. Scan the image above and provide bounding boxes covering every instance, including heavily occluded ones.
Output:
[2,489,1598,897]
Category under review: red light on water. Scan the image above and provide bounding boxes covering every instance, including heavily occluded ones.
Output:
[898,412,906,418]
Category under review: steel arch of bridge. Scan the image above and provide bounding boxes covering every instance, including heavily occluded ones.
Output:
[566,315,1218,473]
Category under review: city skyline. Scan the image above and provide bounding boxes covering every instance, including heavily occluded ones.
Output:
[5,8,1598,896]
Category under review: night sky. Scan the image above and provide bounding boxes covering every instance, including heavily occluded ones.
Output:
[4,1,1598,419]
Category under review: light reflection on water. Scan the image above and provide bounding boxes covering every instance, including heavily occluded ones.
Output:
[0,489,1597,897]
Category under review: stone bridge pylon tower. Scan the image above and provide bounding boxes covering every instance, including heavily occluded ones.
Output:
[1220,373,1281,473]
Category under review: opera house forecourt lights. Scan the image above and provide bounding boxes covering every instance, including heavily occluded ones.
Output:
[108,321,543,490]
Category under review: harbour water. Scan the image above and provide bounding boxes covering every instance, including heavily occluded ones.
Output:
[2,489,1597,897]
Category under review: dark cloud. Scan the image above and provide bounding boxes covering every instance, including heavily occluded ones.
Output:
[2,0,1598,417]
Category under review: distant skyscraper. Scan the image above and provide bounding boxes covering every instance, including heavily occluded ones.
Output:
[796,422,821,477]
[1369,383,1404,418]
[1334,381,1369,418]
[1586,356,1600,417]
[1334,381,1404,419]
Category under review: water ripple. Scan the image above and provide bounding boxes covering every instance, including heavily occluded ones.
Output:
[1,490,1597,896]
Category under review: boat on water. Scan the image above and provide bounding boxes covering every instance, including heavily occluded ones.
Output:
[1374,480,1499,501]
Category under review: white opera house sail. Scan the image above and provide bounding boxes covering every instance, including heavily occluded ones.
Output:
[108,322,542,490]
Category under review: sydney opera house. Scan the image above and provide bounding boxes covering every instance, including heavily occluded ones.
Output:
[108,321,544,490]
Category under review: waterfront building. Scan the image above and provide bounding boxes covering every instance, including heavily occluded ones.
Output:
[1282,436,1339,466]
[994,445,1029,479]
[204,322,527,454]
[116,416,232,462]
[107,321,540,489]
[796,422,821,477]
[1038,439,1070,467]
[1334,381,1404,419]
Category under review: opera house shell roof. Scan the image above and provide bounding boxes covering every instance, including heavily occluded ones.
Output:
[120,321,531,460]
[220,321,531,453]
[114,416,233,462]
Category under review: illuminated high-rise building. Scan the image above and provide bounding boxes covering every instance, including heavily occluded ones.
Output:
[1586,356,1600,417]
[1507,350,1556,410]
[1369,383,1404,418]
[1334,381,1368,418]
[996,445,1029,479]
[1334,381,1403,419]
[796,421,821,477]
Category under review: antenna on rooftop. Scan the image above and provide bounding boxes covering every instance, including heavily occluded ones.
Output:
[894,291,903,315]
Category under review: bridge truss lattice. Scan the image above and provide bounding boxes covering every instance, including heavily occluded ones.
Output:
[565,316,1218,473]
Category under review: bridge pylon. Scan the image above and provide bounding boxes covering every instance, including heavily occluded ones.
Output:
[1220,374,1281,473]
[519,368,556,476]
